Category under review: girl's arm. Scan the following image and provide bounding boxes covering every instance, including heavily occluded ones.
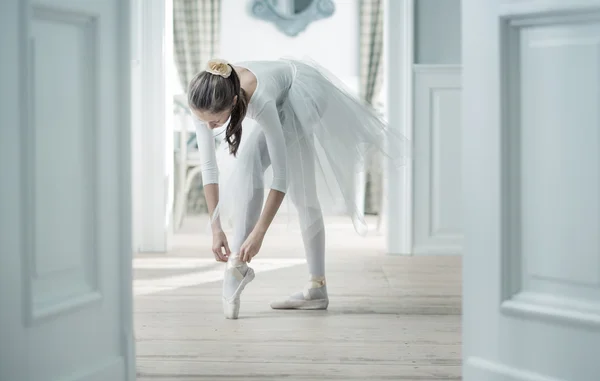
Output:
[251,100,288,234]
[253,189,285,235]
[193,116,220,229]
[203,183,222,232]
[204,183,231,261]
[193,117,231,261]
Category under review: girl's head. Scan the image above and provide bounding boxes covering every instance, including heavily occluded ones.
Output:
[188,59,247,156]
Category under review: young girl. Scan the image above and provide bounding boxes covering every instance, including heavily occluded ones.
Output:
[188,58,409,319]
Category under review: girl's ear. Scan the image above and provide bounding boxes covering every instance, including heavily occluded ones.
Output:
[232,95,238,107]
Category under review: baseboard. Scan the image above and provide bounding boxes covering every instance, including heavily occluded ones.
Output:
[465,357,564,381]
[65,357,127,381]
[412,245,463,256]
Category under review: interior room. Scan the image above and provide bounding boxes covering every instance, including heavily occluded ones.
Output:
[2,0,599,380]
[130,0,463,378]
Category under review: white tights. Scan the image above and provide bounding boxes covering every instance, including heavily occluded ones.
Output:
[223,126,326,278]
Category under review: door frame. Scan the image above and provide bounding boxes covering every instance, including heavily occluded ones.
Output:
[130,0,174,253]
[121,1,136,378]
[384,0,414,255]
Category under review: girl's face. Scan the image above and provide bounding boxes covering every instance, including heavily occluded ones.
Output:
[193,108,231,130]
[192,94,237,130]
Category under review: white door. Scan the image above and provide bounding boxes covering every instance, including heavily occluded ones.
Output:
[0,0,134,380]
[413,66,463,255]
[463,0,600,380]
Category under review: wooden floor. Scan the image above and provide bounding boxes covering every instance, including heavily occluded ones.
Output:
[134,216,462,380]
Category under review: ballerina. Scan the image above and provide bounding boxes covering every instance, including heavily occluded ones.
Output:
[188,58,409,319]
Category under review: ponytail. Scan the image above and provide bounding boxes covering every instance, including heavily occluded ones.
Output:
[225,68,247,156]
[225,88,247,157]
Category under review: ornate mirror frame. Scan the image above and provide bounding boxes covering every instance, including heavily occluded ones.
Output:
[249,0,336,37]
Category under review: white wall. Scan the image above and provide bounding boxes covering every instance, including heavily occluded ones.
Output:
[220,0,360,91]
[411,0,463,255]
[414,0,461,65]
[412,66,462,255]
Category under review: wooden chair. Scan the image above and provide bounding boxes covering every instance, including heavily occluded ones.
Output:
[173,95,205,230]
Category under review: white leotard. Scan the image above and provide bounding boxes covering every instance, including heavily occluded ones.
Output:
[192,60,296,193]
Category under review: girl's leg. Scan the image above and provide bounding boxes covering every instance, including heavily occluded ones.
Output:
[270,134,328,310]
[221,127,271,319]
[228,185,265,254]
[291,151,326,279]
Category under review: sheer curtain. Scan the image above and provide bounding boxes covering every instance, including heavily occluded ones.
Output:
[359,0,384,215]
[173,0,221,91]
[173,0,221,214]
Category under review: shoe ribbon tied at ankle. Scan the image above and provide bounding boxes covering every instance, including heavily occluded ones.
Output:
[225,259,245,281]
[303,276,326,299]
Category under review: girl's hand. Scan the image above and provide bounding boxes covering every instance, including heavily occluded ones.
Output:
[212,231,231,262]
[239,230,265,263]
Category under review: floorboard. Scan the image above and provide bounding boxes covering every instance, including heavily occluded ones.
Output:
[135,215,462,380]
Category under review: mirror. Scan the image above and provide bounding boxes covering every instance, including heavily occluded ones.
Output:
[269,0,313,17]
[249,0,335,37]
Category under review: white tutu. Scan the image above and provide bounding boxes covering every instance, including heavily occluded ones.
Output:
[210,58,410,238]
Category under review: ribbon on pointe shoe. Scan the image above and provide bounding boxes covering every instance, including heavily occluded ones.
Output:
[303,275,326,299]
[225,256,245,281]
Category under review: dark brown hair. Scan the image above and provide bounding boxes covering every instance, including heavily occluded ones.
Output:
[187,65,248,156]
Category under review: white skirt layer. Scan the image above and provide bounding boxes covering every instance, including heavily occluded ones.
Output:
[211,58,411,238]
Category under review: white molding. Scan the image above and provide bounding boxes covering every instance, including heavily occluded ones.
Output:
[120,1,135,379]
[412,64,462,73]
[24,4,103,325]
[465,357,563,381]
[413,245,462,256]
[164,0,174,250]
[131,0,172,252]
[412,67,463,256]
[31,292,103,324]
[66,357,126,381]
[501,291,600,329]
[499,0,600,17]
[499,10,600,331]
[130,0,142,254]
[384,0,414,255]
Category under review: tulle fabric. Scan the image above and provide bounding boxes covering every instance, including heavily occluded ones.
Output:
[208,58,411,238]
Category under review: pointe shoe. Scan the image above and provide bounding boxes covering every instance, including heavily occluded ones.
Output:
[270,276,329,310]
[222,257,255,319]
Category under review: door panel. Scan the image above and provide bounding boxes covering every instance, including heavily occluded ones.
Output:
[413,66,463,255]
[0,1,134,380]
[463,1,600,380]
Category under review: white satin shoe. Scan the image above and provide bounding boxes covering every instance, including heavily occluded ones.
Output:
[222,256,255,319]
[270,276,329,310]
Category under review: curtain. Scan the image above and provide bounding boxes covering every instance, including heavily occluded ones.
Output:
[173,0,221,91]
[359,0,384,106]
[359,0,384,215]
[173,0,221,215]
